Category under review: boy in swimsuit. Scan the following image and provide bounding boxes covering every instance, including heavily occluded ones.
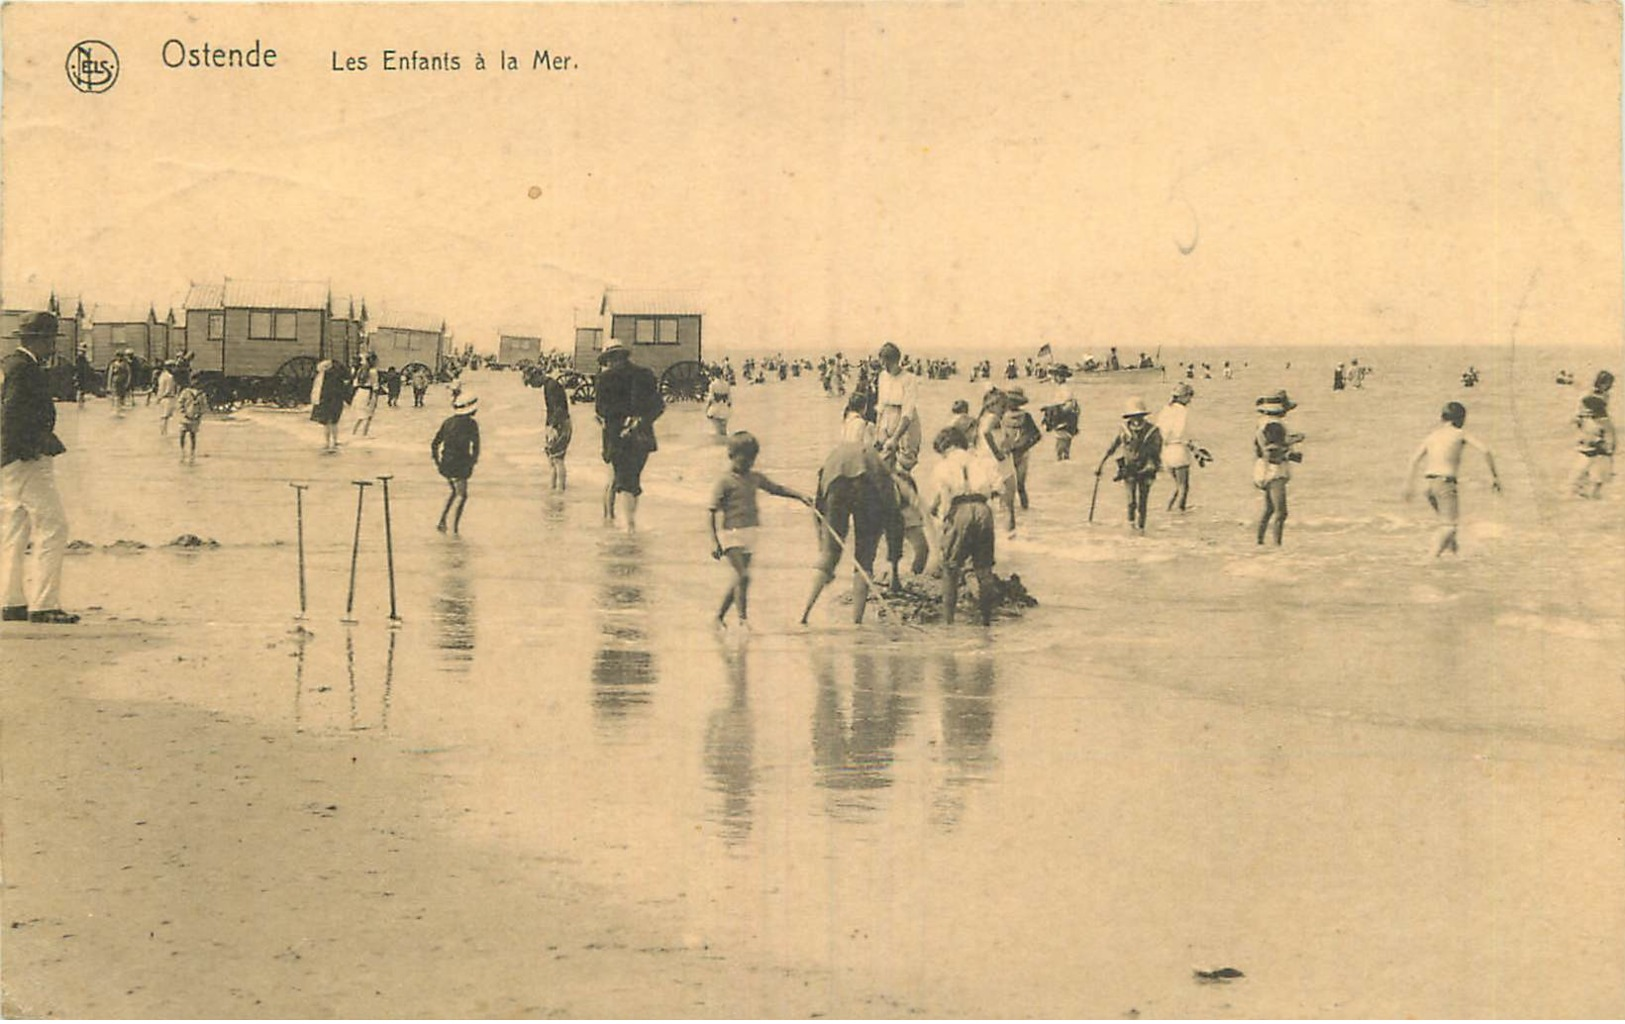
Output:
[1403,401,1501,557]
[1568,393,1615,499]
[709,431,812,627]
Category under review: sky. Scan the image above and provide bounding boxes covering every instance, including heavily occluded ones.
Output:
[2,1,1621,357]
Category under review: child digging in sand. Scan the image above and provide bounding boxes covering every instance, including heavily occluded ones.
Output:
[708,431,812,627]
[927,425,1001,625]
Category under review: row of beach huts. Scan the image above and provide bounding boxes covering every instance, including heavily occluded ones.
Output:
[4,281,709,402]
[1,281,448,380]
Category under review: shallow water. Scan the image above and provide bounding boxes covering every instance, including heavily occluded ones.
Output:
[40,343,1625,1016]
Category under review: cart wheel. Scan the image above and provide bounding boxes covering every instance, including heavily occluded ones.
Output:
[660,360,708,402]
[198,374,237,413]
[570,380,596,404]
[273,356,319,407]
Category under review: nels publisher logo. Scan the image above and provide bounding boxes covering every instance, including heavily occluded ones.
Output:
[66,40,119,93]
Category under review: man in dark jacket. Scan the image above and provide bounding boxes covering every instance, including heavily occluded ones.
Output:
[2,312,77,623]
[594,338,663,533]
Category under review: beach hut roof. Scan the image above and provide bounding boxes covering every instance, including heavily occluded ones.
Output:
[88,304,157,326]
[183,282,226,310]
[222,280,331,310]
[373,310,444,333]
[2,289,86,317]
[602,289,703,317]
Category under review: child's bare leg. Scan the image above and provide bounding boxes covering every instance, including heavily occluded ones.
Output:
[1269,482,1288,544]
[850,567,870,624]
[621,493,638,534]
[602,480,616,521]
[907,526,929,575]
[724,550,751,621]
[942,566,961,625]
[1168,466,1189,510]
[800,569,833,624]
[973,566,996,625]
[450,480,468,533]
[437,480,456,532]
[1257,491,1274,544]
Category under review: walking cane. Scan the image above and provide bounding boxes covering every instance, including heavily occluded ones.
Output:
[341,480,372,624]
[290,482,309,620]
[377,474,402,626]
[1087,469,1103,524]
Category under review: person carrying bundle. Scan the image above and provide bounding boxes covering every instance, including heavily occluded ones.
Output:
[1095,397,1163,533]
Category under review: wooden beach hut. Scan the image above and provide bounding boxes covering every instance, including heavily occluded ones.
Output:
[182,279,333,379]
[88,305,165,366]
[368,312,445,374]
[497,332,542,366]
[573,289,707,398]
[327,295,366,370]
[1,291,86,362]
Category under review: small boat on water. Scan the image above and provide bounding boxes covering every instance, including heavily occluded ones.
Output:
[1061,364,1167,384]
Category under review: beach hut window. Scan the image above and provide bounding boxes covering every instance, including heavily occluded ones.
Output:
[655,318,678,345]
[250,311,298,340]
[207,314,224,341]
[635,318,656,345]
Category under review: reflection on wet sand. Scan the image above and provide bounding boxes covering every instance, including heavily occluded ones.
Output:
[292,630,308,733]
[811,648,922,821]
[703,643,755,846]
[290,628,397,734]
[380,628,396,733]
[433,541,476,670]
[931,652,998,830]
[591,535,658,725]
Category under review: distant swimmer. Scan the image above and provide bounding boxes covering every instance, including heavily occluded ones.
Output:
[1253,390,1304,546]
[1095,396,1163,533]
[1403,401,1500,557]
[1568,394,1615,499]
[709,431,813,628]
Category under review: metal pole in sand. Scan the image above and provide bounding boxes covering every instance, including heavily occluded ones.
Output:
[342,480,373,624]
[377,474,401,626]
[290,482,310,620]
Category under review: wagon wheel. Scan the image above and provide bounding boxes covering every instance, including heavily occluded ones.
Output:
[273,356,319,407]
[570,380,596,404]
[197,373,237,413]
[660,360,708,402]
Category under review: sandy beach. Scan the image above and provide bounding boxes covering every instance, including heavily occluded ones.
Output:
[2,357,1621,1019]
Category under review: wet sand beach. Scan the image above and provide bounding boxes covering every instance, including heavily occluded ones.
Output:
[3,349,1622,1018]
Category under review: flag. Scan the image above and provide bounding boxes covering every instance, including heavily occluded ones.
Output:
[1036,343,1053,362]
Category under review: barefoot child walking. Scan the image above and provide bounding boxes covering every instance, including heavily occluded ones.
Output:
[1404,401,1501,556]
[175,370,207,463]
[431,393,480,534]
[708,431,812,626]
